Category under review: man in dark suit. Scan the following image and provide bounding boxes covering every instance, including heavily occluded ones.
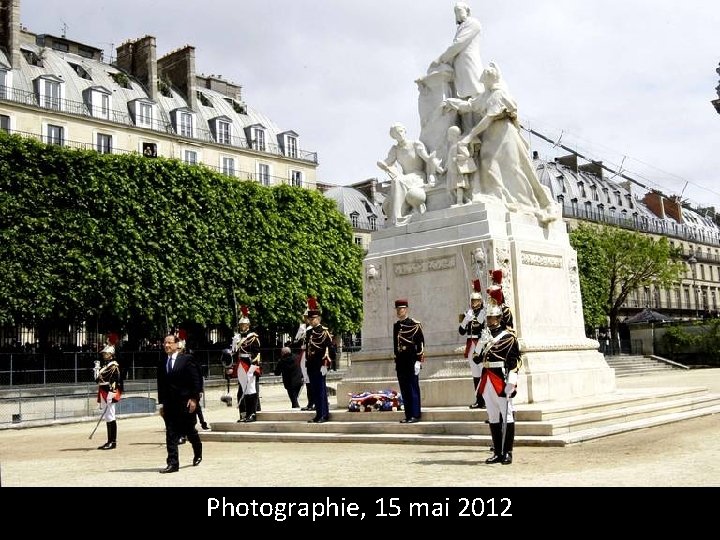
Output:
[157,333,203,473]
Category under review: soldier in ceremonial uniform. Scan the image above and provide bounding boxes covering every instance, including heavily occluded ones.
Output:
[230,307,262,422]
[474,303,521,465]
[487,269,514,332]
[95,340,123,450]
[459,279,487,409]
[304,297,335,423]
[393,299,425,423]
[293,310,315,411]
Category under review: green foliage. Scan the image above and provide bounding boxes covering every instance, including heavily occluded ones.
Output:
[696,319,720,364]
[569,223,609,331]
[660,325,699,358]
[570,223,685,338]
[0,132,364,336]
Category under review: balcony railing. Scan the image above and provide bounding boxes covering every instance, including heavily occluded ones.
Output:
[0,84,318,164]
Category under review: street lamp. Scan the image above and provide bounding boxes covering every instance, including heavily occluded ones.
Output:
[687,255,698,318]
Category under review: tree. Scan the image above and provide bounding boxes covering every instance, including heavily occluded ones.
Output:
[0,132,364,342]
[569,223,685,342]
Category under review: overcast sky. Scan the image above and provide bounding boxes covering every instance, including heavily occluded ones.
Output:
[19,0,720,210]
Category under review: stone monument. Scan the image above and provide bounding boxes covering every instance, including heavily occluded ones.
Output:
[337,3,615,406]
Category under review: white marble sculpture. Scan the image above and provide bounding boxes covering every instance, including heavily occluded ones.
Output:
[445,125,476,206]
[444,62,559,223]
[377,123,442,225]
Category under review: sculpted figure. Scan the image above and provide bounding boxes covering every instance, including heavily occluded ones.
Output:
[445,62,558,223]
[429,2,484,101]
[445,125,476,206]
[377,123,442,226]
[428,2,484,135]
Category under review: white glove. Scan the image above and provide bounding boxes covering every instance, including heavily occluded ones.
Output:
[107,392,116,402]
[321,365,328,376]
[414,361,421,376]
[504,383,515,397]
[461,310,473,327]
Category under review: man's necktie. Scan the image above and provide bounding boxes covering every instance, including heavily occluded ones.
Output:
[166,356,172,373]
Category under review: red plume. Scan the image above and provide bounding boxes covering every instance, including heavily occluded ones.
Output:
[472,279,482,293]
[307,296,318,311]
[178,328,188,341]
[487,285,504,305]
[107,332,119,346]
[490,269,503,285]
[240,306,249,318]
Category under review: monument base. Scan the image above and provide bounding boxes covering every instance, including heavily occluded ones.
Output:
[345,200,616,407]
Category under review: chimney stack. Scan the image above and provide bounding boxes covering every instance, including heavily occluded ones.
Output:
[115,35,158,100]
[0,0,22,68]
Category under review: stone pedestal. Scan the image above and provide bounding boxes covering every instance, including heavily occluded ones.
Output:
[338,200,615,406]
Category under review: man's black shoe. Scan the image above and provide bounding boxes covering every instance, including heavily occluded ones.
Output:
[193,456,202,466]
[501,452,513,465]
[159,465,179,474]
[307,418,320,423]
[97,442,116,450]
[177,437,186,445]
[301,404,315,411]
[485,454,503,464]
[407,417,420,423]
[469,402,481,409]
[244,414,256,423]
[316,417,329,424]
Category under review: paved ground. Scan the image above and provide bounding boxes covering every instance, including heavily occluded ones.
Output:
[0,369,719,487]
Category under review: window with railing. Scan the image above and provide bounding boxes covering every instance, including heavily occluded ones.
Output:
[253,128,266,151]
[286,135,298,158]
[47,124,64,146]
[258,163,270,186]
[0,70,6,99]
[290,170,302,187]
[222,156,235,176]
[96,133,112,154]
[179,112,194,138]
[137,101,153,128]
[184,149,197,165]
[40,77,62,110]
[217,120,231,144]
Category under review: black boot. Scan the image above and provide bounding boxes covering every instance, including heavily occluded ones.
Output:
[485,423,503,464]
[301,384,315,410]
[469,377,484,408]
[243,394,257,422]
[501,423,514,465]
[99,421,116,450]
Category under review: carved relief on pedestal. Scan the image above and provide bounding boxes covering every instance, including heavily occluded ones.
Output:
[393,255,456,276]
[566,254,582,317]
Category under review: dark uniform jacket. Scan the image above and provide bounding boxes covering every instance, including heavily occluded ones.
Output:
[478,325,521,398]
[304,324,335,374]
[393,317,425,374]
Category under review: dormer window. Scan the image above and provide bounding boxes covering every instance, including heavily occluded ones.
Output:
[171,108,195,138]
[68,62,91,80]
[279,131,299,158]
[210,116,232,145]
[83,86,112,120]
[253,127,265,151]
[350,212,359,228]
[615,191,622,205]
[21,48,42,67]
[578,181,587,198]
[130,99,155,128]
[0,69,10,99]
[36,75,64,111]
[224,97,247,115]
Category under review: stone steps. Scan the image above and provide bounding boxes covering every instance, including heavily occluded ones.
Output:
[202,385,720,447]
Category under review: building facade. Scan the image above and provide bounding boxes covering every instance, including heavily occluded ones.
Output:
[0,0,317,190]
